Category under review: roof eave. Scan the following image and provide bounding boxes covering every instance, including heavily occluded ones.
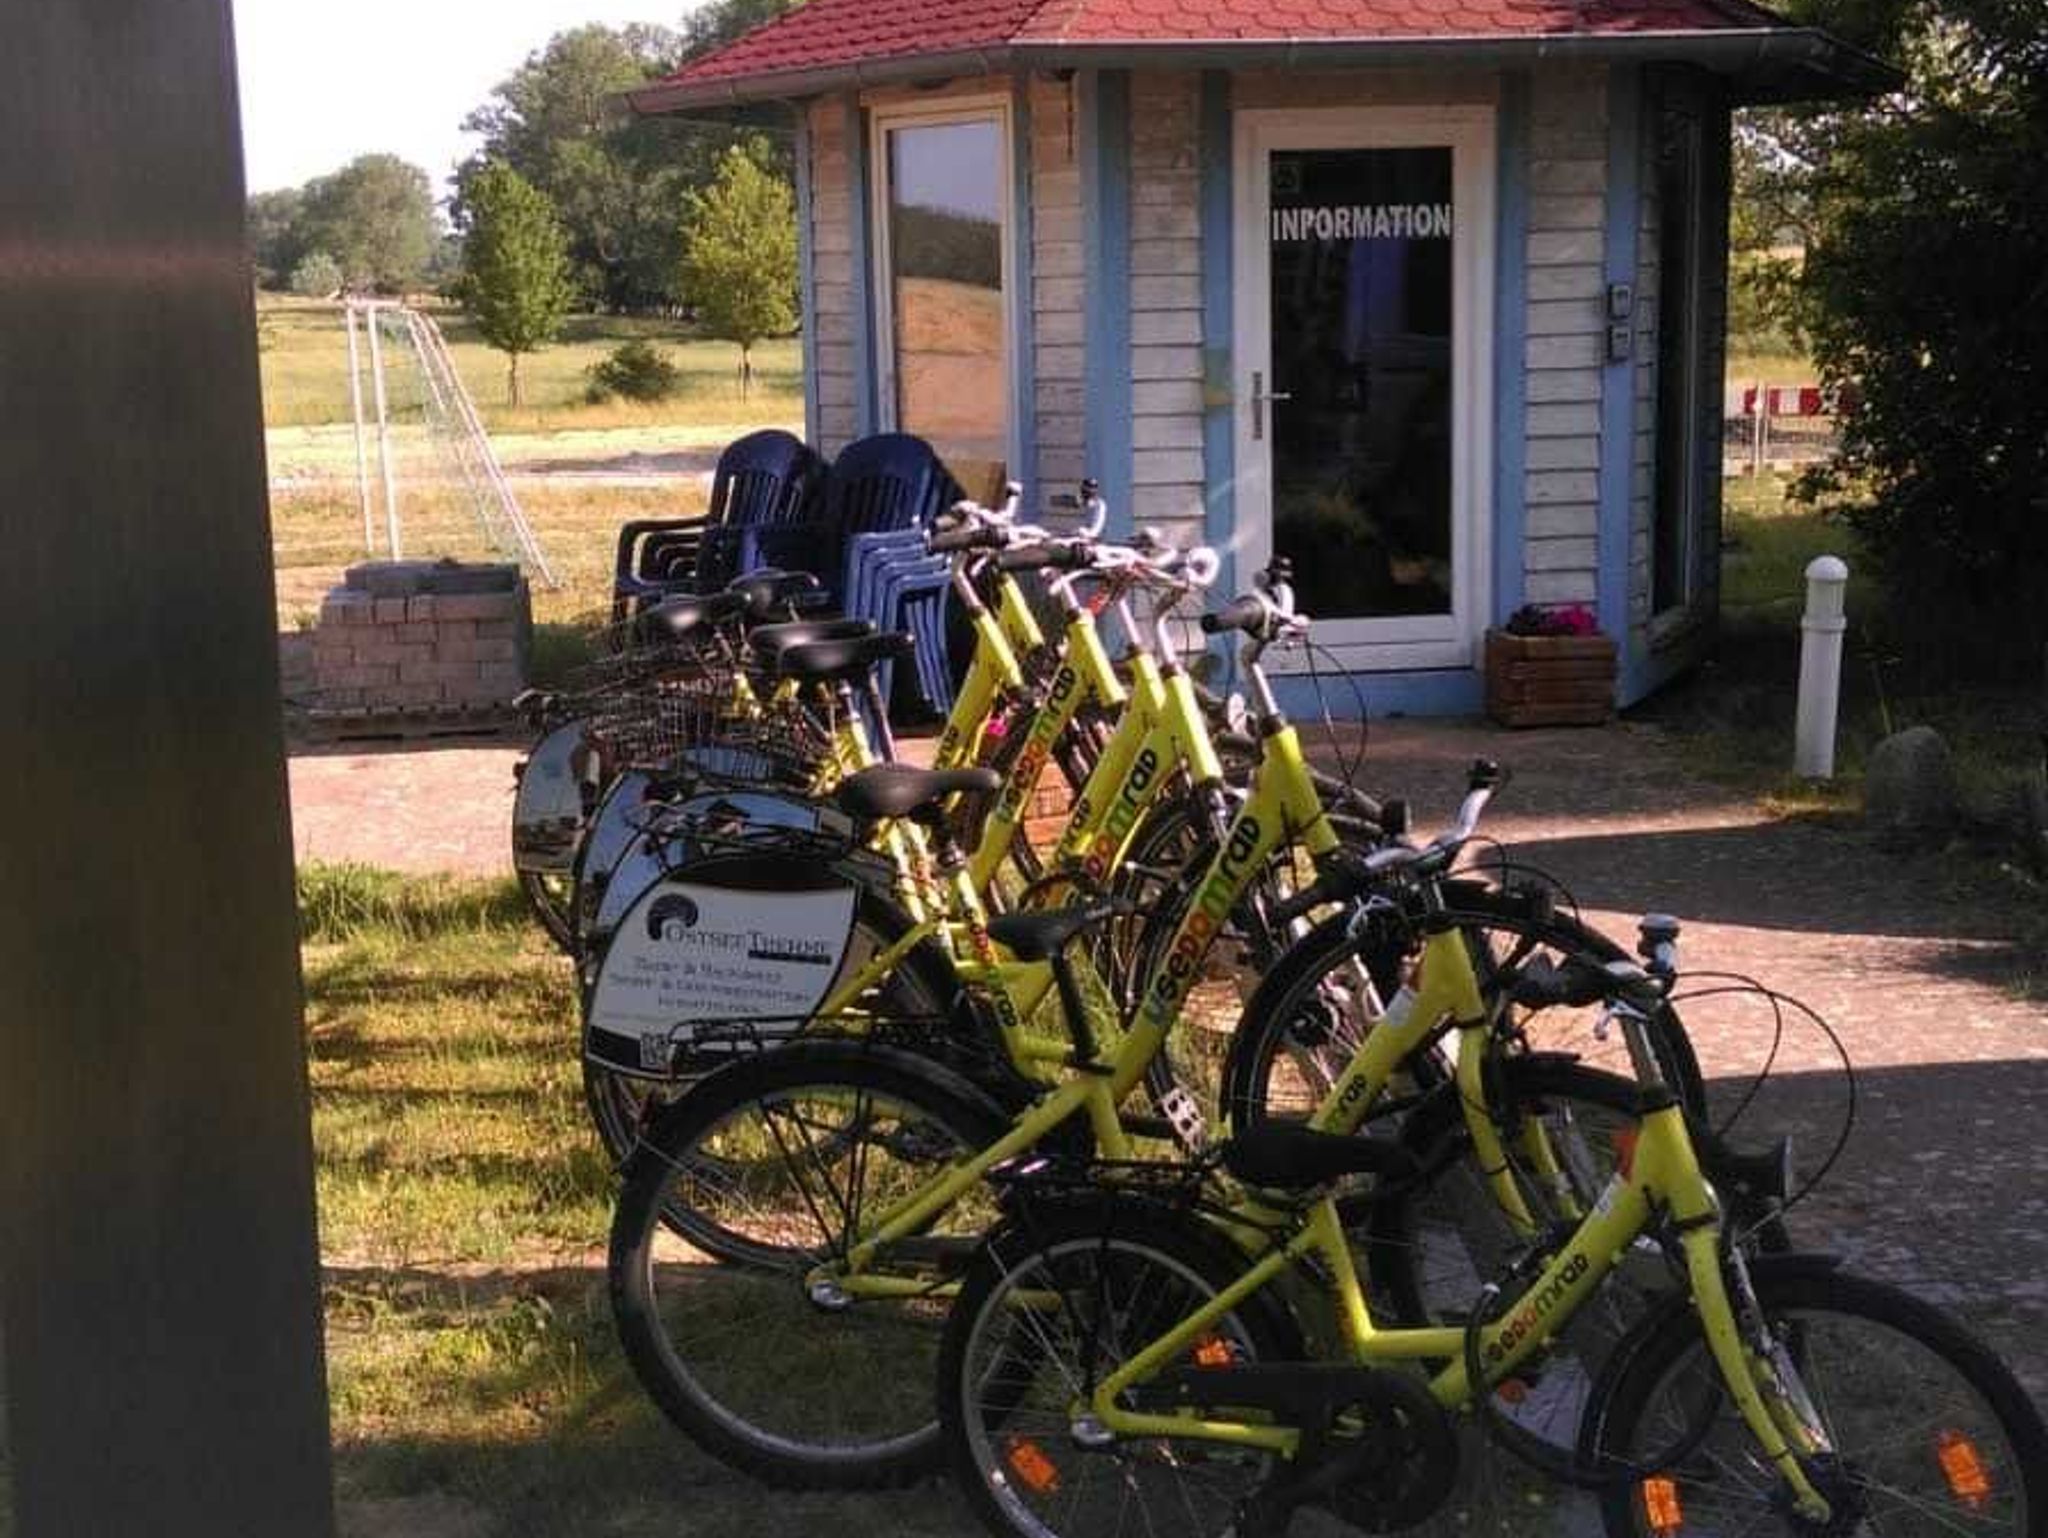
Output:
[627,46,1016,115]
[628,27,1899,115]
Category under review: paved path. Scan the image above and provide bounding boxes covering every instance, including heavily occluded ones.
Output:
[286,715,2048,1393]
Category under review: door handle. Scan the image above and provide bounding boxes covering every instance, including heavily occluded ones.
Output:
[1250,371,1293,442]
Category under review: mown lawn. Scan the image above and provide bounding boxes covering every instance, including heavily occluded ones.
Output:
[258,297,803,436]
[298,864,973,1538]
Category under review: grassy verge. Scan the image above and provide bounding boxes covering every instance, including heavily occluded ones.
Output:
[301,864,969,1537]
[1646,478,2041,807]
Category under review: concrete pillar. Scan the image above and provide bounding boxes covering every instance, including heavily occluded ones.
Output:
[0,3,337,1533]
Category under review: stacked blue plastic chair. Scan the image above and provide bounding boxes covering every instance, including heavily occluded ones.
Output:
[609,429,819,623]
[822,434,962,720]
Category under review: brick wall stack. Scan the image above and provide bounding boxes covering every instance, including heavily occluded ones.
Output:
[311,561,530,716]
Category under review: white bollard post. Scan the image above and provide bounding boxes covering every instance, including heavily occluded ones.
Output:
[1795,554,1850,778]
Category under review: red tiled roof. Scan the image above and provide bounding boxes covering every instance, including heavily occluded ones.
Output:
[652,0,1799,95]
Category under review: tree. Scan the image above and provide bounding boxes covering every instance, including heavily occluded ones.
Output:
[288,250,343,299]
[1752,0,2048,676]
[455,11,801,314]
[246,187,305,289]
[294,154,439,293]
[459,160,576,406]
[679,142,798,397]
[456,24,685,313]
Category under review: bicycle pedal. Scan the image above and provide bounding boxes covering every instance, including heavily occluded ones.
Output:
[1157,1086,1209,1151]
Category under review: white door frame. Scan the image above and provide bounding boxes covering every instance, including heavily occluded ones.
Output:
[1232,105,1496,672]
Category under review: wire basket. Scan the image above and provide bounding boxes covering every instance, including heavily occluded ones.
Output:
[559,611,738,706]
[584,677,834,782]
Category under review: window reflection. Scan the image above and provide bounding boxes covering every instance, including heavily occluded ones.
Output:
[884,116,1007,495]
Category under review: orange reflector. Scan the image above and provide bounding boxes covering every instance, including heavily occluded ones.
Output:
[1193,1335,1234,1368]
[1612,1128,1640,1180]
[1006,1436,1062,1495]
[1936,1429,1991,1508]
[1495,1377,1530,1405]
[1641,1476,1683,1534]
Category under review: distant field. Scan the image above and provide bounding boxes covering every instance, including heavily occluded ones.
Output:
[257,296,803,434]
[259,296,801,623]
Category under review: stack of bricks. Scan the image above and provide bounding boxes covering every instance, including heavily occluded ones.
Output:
[311,561,531,717]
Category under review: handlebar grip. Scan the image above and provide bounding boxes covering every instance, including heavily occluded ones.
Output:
[928,524,1006,555]
[1200,595,1267,636]
[996,541,1092,573]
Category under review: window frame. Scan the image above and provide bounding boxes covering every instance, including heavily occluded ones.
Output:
[866,94,1019,480]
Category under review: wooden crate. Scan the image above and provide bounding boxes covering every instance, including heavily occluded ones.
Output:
[1484,629,1617,727]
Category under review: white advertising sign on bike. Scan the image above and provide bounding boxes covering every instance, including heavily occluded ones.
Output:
[587,879,859,1070]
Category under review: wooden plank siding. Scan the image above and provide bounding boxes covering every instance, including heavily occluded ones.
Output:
[1522,66,1608,608]
[1127,72,1208,547]
[806,97,859,454]
[1031,74,1088,493]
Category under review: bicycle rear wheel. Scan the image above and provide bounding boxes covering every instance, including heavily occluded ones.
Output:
[608,1042,1011,1490]
[1584,1265,2047,1538]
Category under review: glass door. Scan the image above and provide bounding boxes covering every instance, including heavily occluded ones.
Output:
[1234,108,1494,670]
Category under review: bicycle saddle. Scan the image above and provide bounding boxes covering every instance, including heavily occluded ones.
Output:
[831,764,1002,824]
[776,630,915,684]
[1221,1122,1416,1191]
[727,568,823,620]
[748,617,874,665]
[633,590,747,644]
[985,902,1124,963]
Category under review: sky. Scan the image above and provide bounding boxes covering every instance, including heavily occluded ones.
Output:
[232,0,699,197]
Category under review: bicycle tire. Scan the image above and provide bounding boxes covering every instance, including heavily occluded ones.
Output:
[938,1198,1306,1538]
[609,1040,1016,1490]
[1582,1263,2048,1538]
[517,868,577,954]
[1220,893,1708,1135]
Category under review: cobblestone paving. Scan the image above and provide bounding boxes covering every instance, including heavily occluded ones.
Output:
[285,714,2048,1403]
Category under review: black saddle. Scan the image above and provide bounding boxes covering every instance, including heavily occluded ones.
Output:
[726,568,823,620]
[778,630,915,684]
[832,764,1002,824]
[633,590,747,644]
[748,617,875,666]
[986,902,1124,963]
[1222,1121,1416,1191]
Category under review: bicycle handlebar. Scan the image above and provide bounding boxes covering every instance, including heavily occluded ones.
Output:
[1267,759,1502,925]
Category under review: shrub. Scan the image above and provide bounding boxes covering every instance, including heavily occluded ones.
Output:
[289,249,344,298]
[584,339,682,403]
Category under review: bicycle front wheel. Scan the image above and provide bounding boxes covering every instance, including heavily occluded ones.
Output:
[1584,1265,2048,1538]
[609,1043,1012,1489]
[939,1200,1304,1538]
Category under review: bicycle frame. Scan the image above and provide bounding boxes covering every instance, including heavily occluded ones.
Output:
[1069,924,1838,1519]
[816,715,1346,1291]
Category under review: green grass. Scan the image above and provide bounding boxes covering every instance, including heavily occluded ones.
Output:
[1641,480,2044,852]
[297,864,974,1536]
[259,296,803,435]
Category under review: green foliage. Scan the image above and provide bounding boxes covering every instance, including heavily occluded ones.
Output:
[583,338,682,403]
[293,153,439,293]
[679,142,798,395]
[888,204,1002,288]
[288,249,344,299]
[1768,0,2048,678]
[247,185,306,288]
[455,15,797,315]
[459,159,576,405]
